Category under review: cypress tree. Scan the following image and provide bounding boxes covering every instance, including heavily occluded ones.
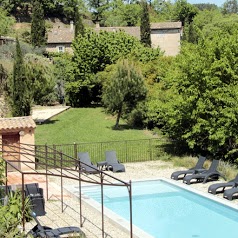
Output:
[140,0,151,47]
[31,0,46,48]
[11,38,32,116]
[74,5,85,38]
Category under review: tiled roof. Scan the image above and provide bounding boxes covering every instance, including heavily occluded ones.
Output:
[0,116,36,132]
[95,26,140,39]
[150,22,182,29]
[47,24,74,43]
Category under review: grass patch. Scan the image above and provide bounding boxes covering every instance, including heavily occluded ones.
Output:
[35,107,155,145]
[35,107,238,179]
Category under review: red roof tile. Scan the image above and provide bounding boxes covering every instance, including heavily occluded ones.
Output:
[0,116,36,132]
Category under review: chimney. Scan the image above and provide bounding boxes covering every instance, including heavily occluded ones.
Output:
[70,21,74,31]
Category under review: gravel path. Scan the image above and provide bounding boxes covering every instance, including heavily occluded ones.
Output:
[25,160,236,238]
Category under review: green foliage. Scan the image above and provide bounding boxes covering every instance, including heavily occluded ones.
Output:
[8,38,33,116]
[24,54,57,105]
[69,29,144,107]
[172,0,198,26]
[53,54,75,104]
[74,6,85,38]
[140,0,151,47]
[162,32,238,160]
[0,157,5,185]
[102,59,147,128]
[0,7,15,36]
[31,0,46,48]
[104,1,141,27]
[0,64,8,95]
[87,0,109,22]
[193,3,219,11]
[222,0,238,14]
[0,190,32,238]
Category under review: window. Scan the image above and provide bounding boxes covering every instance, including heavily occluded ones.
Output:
[58,46,65,53]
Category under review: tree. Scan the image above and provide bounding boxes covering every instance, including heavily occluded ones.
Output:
[69,29,142,107]
[222,0,238,14]
[31,0,46,48]
[161,32,238,161]
[172,0,198,26]
[0,7,15,36]
[103,0,142,27]
[9,38,32,116]
[24,54,56,105]
[140,0,151,47]
[74,5,85,37]
[87,0,109,23]
[102,59,147,128]
[0,64,7,95]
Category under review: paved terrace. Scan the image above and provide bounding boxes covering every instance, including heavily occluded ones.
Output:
[32,105,70,124]
[7,161,236,238]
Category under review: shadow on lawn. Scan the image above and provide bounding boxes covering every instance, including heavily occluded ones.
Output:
[111,124,143,131]
[36,119,59,125]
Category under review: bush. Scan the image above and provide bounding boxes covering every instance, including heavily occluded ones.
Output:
[0,190,32,237]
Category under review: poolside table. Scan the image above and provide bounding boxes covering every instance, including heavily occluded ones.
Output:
[97,161,108,171]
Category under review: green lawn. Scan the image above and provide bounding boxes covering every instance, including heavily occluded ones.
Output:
[35,107,155,145]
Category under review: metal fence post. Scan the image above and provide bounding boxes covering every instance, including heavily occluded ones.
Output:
[74,142,77,166]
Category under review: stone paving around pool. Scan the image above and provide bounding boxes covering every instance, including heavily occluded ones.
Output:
[19,160,237,238]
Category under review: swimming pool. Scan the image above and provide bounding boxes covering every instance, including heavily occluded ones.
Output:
[71,179,238,238]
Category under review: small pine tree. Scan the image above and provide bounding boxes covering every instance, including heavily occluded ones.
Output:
[31,0,46,48]
[10,38,32,116]
[140,0,151,47]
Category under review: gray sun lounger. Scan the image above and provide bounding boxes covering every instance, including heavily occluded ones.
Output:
[77,152,99,174]
[208,174,238,195]
[25,183,46,216]
[105,150,125,172]
[171,155,206,180]
[223,187,238,201]
[28,212,84,238]
[183,159,225,185]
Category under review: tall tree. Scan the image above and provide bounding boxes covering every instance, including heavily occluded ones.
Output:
[102,59,147,128]
[87,0,109,23]
[140,0,151,47]
[9,38,32,116]
[31,0,46,48]
[74,5,85,37]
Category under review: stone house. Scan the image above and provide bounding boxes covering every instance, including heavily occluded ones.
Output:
[46,21,182,56]
[0,116,36,172]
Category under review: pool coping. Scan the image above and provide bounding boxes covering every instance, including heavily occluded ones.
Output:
[65,177,238,238]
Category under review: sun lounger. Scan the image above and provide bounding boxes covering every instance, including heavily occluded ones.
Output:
[208,174,238,195]
[77,152,99,174]
[25,183,46,216]
[223,186,238,201]
[183,159,225,185]
[28,212,84,238]
[105,150,125,173]
[171,155,206,180]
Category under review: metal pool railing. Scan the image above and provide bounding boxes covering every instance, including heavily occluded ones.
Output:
[35,138,175,166]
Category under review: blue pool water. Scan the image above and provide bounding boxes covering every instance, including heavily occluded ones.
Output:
[81,180,238,238]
